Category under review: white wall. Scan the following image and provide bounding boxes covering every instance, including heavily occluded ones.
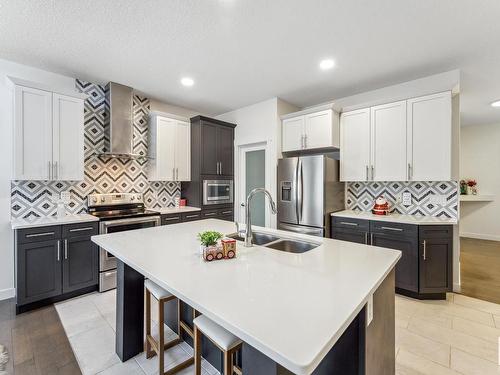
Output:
[216,98,299,228]
[460,123,500,241]
[0,58,77,300]
[149,98,204,119]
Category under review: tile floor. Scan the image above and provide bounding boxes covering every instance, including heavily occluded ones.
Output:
[55,291,500,375]
[55,291,218,375]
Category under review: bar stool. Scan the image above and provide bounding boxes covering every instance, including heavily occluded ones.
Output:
[145,279,194,375]
[193,315,243,375]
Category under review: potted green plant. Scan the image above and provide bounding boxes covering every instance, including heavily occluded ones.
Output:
[197,231,223,260]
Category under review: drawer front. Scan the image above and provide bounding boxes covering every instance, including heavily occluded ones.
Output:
[17,225,62,244]
[63,222,98,238]
[182,212,202,222]
[201,210,219,219]
[161,214,182,225]
[419,225,453,239]
[218,208,234,217]
[331,226,369,244]
[370,221,417,237]
[331,216,369,231]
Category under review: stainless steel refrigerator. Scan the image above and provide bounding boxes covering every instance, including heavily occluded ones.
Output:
[277,154,344,237]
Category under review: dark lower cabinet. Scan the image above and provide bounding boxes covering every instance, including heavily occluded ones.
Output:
[16,222,99,313]
[17,239,62,305]
[161,208,233,226]
[331,216,453,299]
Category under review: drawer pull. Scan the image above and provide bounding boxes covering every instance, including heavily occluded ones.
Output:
[104,271,115,277]
[221,211,232,215]
[26,232,55,238]
[380,226,403,232]
[340,221,358,226]
[69,227,94,233]
[204,213,218,217]
[186,214,199,219]
[164,217,180,221]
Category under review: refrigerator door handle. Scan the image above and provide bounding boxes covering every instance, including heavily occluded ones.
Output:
[297,159,303,222]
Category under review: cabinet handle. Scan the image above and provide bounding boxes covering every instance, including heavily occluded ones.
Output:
[204,212,217,217]
[69,227,94,232]
[48,161,51,180]
[408,163,412,180]
[366,165,369,181]
[370,233,374,244]
[53,161,58,180]
[164,216,180,221]
[422,240,427,260]
[365,232,368,244]
[220,162,222,175]
[340,221,358,226]
[57,240,60,261]
[176,168,179,180]
[26,231,55,238]
[186,214,199,219]
[221,211,232,215]
[380,226,403,232]
[371,165,374,180]
[64,239,68,260]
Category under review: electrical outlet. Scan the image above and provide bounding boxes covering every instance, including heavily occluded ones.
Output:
[429,195,447,205]
[61,191,71,204]
[366,294,374,327]
[402,192,412,206]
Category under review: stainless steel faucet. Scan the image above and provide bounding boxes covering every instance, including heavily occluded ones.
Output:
[245,188,277,247]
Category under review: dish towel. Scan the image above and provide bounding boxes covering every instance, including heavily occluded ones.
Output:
[0,345,8,374]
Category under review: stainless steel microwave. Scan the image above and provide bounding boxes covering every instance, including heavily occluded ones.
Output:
[203,179,233,205]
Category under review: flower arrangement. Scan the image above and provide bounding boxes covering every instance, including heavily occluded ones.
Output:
[460,179,477,195]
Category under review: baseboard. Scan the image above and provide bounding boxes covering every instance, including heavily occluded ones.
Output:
[0,287,15,301]
[459,232,500,241]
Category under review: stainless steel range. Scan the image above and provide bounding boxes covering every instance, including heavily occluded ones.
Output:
[87,193,161,292]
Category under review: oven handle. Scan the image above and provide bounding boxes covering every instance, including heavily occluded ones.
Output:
[100,216,161,230]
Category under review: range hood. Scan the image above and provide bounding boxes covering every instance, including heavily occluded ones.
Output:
[101,82,143,159]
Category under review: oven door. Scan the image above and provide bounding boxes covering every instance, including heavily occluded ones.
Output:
[203,180,234,205]
[99,216,161,271]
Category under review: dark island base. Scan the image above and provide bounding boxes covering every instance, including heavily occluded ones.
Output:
[396,287,447,300]
[115,260,396,374]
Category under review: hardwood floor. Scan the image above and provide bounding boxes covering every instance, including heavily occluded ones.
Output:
[460,237,500,304]
[0,298,81,375]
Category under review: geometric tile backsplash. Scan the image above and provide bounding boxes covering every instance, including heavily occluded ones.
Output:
[11,80,180,219]
[346,181,459,219]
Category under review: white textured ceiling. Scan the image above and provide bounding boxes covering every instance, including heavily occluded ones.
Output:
[0,0,499,125]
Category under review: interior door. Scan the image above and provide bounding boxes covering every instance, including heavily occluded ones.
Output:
[340,108,370,181]
[157,117,176,180]
[282,117,304,152]
[370,101,407,181]
[407,92,452,181]
[304,110,332,149]
[298,155,324,228]
[175,120,191,181]
[53,93,84,180]
[277,157,298,225]
[13,85,53,180]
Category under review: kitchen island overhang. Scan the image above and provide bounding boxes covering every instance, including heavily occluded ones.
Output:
[92,219,401,375]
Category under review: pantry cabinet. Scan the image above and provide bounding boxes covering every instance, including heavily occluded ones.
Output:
[340,91,452,182]
[282,107,339,152]
[10,77,86,181]
[148,112,191,181]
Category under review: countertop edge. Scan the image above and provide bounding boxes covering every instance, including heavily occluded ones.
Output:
[11,215,99,230]
[331,210,458,225]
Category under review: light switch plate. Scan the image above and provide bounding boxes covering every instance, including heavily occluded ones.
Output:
[402,192,412,206]
[61,191,71,204]
[429,194,447,205]
[366,294,374,327]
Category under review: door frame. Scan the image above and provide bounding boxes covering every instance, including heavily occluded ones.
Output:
[237,142,270,227]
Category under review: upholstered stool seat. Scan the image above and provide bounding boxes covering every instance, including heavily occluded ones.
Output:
[145,279,173,300]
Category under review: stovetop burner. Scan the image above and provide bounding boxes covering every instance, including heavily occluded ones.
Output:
[87,193,159,220]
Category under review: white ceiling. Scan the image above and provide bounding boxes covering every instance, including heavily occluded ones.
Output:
[1,0,499,125]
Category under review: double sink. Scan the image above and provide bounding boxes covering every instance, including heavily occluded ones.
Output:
[226,231,320,253]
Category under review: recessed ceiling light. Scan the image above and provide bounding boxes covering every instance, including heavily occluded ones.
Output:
[181,77,194,87]
[491,100,500,107]
[319,59,335,70]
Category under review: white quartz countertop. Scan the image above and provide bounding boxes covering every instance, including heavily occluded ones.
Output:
[151,206,201,214]
[11,214,98,229]
[92,219,401,375]
[331,210,458,225]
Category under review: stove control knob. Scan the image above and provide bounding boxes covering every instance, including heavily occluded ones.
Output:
[136,195,142,201]
[131,196,135,201]
[92,197,97,204]
[100,197,105,203]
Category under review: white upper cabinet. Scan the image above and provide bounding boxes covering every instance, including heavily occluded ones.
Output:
[282,107,339,152]
[340,108,371,181]
[282,116,304,152]
[52,94,84,180]
[407,92,451,181]
[10,78,85,181]
[370,101,407,181]
[340,91,452,182]
[148,113,191,182]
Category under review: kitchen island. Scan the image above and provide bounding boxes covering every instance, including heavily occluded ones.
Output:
[92,219,401,375]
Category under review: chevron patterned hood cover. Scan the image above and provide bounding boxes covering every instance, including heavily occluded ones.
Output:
[11,80,180,219]
[346,181,459,219]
